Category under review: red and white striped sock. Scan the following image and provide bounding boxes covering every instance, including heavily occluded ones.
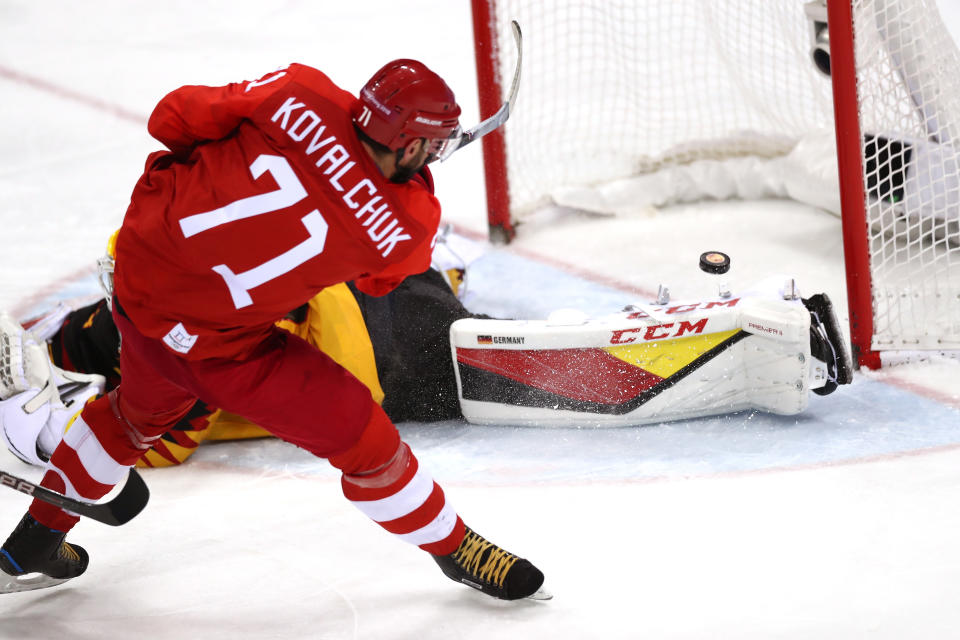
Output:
[341,442,465,555]
[29,391,158,532]
[29,413,132,532]
[330,403,465,556]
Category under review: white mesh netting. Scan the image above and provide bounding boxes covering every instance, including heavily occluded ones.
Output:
[852,0,960,349]
[483,0,960,352]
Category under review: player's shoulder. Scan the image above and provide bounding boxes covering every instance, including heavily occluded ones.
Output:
[393,175,441,228]
[284,63,356,105]
[392,165,439,205]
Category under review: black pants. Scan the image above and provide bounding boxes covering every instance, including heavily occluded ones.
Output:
[350,269,479,422]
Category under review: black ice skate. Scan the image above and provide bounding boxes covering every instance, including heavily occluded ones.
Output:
[433,525,550,600]
[0,513,88,594]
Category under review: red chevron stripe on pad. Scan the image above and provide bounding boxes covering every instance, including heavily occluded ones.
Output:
[456,348,664,404]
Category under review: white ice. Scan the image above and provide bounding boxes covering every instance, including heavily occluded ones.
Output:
[1,2,959,638]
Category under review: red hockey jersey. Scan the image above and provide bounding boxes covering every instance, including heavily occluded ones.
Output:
[114,64,442,360]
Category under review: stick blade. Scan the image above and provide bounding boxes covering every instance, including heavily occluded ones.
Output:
[1,467,149,527]
[92,468,150,526]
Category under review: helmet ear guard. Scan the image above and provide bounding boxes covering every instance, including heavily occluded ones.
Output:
[353,59,461,152]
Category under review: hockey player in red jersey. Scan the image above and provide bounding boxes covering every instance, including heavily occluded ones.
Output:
[0,233,477,469]
[0,61,546,600]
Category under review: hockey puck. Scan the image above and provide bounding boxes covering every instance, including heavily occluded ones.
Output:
[699,251,731,274]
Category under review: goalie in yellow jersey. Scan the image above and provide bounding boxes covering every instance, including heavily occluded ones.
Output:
[2,235,853,468]
[0,228,480,468]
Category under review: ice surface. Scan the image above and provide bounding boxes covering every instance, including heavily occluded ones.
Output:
[0,2,959,639]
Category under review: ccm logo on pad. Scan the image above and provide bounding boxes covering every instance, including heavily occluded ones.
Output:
[610,318,708,344]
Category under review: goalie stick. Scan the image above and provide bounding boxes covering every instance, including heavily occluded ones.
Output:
[0,467,149,527]
[438,20,522,162]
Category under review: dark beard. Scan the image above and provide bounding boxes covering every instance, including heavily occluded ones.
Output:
[390,163,421,183]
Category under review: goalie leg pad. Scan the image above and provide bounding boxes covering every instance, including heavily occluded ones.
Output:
[0,369,105,468]
[803,294,853,396]
[0,389,57,466]
[451,280,846,427]
[0,349,105,467]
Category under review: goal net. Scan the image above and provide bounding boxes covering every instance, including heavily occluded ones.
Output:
[472,0,960,367]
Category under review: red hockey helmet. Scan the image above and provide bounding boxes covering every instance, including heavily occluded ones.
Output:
[353,59,462,152]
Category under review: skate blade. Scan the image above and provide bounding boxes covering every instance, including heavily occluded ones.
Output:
[0,568,71,594]
[527,587,553,601]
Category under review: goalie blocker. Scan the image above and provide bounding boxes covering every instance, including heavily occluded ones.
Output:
[450,276,851,427]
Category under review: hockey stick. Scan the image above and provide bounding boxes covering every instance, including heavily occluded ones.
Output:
[0,468,149,526]
[438,20,522,161]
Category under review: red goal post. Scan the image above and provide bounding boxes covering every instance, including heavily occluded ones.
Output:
[827,0,878,368]
[470,0,514,244]
[471,0,960,369]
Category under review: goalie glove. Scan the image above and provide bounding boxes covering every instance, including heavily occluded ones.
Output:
[0,313,52,399]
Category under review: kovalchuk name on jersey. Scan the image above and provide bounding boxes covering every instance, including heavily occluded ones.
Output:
[113,64,442,360]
